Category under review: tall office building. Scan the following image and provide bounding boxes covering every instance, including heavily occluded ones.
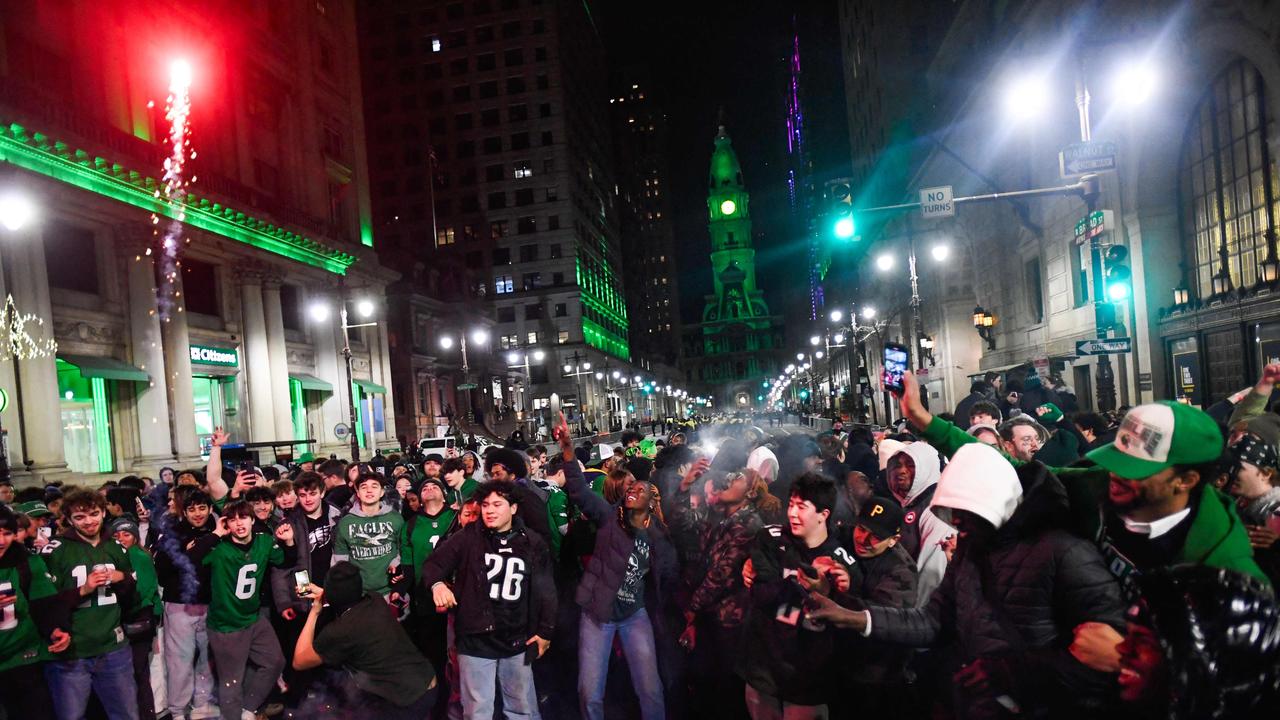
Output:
[610,69,680,367]
[360,0,679,434]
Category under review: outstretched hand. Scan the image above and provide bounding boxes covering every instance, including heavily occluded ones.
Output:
[896,371,932,431]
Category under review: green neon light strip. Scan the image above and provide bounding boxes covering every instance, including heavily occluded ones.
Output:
[582,317,630,361]
[289,379,307,456]
[91,377,113,474]
[0,123,357,274]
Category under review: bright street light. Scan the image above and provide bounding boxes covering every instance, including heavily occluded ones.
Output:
[612,370,621,379]
[861,306,877,319]
[1113,59,1159,105]
[829,309,843,323]
[796,353,805,361]
[439,336,454,349]
[470,328,489,345]
[583,362,592,371]
[875,253,895,271]
[532,350,545,361]
[815,351,824,359]
[355,298,375,318]
[563,363,573,373]
[931,244,951,261]
[809,335,821,346]
[507,351,520,364]
[833,333,845,344]
[0,192,35,231]
[307,301,330,323]
[1004,71,1052,122]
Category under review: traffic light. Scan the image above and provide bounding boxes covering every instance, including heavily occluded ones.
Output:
[799,389,810,399]
[627,403,635,412]
[1105,245,1132,301]
[830,182,855,240]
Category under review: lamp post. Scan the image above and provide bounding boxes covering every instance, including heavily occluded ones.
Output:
[562,351,592,435]
[506,348,544,435]
[0,190,37,483]
[439,327,490,426]
[309,281,379,461]
[874,237,949,372]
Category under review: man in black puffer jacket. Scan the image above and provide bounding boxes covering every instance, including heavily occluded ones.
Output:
[808,442,1126,719]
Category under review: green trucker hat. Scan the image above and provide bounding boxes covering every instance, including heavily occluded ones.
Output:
[1085,401,1223,479]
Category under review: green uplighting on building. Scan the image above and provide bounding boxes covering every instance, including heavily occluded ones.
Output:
[0,122,358,274]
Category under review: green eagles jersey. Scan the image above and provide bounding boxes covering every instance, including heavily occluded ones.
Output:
[335,508,404,595]
[401,507,457,609]
[0,552,57,672]
[202,535,283,633]
[536,481,570,560]
[126,544,162,618]
[41,535,135,659]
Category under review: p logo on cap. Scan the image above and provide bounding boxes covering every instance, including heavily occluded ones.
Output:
[869,503,884,517]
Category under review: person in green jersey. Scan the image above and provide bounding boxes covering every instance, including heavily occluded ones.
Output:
[188,500,296,720]
[41,489,140,720]
[401,472,458,706]
[0,503,64,718]
[333,472,406,599]
[110,517,161,720]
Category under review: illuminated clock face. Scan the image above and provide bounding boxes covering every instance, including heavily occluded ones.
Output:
[720,199,736,216]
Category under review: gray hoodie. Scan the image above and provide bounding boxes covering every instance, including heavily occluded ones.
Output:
[888,443,943,559]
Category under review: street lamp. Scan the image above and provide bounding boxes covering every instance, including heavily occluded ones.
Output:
[930,244,951,262]
[438,327,490,424]
[1003,70,1052,122]
[1112,59,1159,106]
[0,192,35,232]
[861,306,877,319]
[809,335,821,346]
[562,351,593,435]
[309,284,381,461]
[506,349,545,434]
[875,253,895,272]
[829,309,843,323]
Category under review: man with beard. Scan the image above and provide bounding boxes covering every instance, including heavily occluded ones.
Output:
[894,371,1266,673]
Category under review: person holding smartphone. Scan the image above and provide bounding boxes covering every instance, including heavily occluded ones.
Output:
[0,503,65,719]
[40,489,140,720]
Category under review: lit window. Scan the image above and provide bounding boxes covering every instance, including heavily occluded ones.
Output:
[514,161,533,178]
[431,37,442,52]
[436,228,455,246]
[526,331,538,344]
[494,275,514,294]
[557,330,569,344]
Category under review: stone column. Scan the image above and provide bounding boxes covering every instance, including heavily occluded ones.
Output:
[161,263,201,460]
[0,244,25,469]
[121,230,175,465]
[261,276,295,442]
[8,230,67,478]
[239,271,276,442]
[375,314,398,448]
[311,296,345,454]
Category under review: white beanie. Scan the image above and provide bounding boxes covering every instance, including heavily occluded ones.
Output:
[930,443,1022,530]
[877,438,906,471]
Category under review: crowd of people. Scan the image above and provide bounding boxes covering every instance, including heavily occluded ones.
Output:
[2,365,1280,720]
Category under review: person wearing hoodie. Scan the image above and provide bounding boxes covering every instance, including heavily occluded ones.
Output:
[953,380,996,430]
[895,370,1268,675]
[333,472,406,599]
[485,447,557,555]
[807,443,1128,719]
[884,442,942,559]
[1116,565,1280,720]
[421,480,556,719]
[1033,403,1087,466]
[1018,373,1063,416]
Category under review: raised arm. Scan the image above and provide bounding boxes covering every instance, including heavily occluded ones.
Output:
[206,427,230,502]
[1228,363,1280,427]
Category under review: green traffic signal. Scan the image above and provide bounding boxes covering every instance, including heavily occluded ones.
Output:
[1105,245,1132,301]
[799,389,810,399]
[834,216,855,239]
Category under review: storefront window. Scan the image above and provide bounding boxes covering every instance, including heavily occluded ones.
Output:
[193,375,241,454]
[56,360,113,474]
[1170,337,1202,407]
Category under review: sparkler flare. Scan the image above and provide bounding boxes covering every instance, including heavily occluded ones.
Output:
[0,294,57,361]
[152,58,194,320]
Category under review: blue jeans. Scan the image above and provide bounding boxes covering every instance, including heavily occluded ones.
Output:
[578,608,664,720]
[457,652,540,719]
[44,645,140,720]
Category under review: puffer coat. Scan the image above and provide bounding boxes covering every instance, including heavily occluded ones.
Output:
[868,461,1126,718]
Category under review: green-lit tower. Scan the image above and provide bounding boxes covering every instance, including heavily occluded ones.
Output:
[684,123,784,406]
[702,124,772,325]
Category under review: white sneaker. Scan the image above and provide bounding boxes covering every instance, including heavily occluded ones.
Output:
[241,711,257,720]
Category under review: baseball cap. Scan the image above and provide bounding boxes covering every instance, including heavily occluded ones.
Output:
[857,496,905,539]
[109,517,140,539]
[13,501,52,518]
[1086,402,1223,480]
[423,453,445,464]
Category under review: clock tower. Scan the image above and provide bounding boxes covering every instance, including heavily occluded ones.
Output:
[703,124,771,324]
[683,123,784,404]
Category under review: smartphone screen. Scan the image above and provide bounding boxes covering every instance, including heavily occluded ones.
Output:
[294,570,311,596]
[882,343,909,393]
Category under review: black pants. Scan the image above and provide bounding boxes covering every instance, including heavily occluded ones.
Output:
[0,661,54,719]
[130,635,156,720]
[688,621,746,720]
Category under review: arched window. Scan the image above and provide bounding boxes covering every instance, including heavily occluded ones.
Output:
[1180,59,1279,296]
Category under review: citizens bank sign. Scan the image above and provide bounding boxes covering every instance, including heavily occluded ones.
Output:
[189,344,239,367]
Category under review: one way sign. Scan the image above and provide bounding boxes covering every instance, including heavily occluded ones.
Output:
[1076,337,1132,355]
[1059,141,1118,177]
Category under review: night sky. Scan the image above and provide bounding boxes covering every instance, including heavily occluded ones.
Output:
[598,2,850,333]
